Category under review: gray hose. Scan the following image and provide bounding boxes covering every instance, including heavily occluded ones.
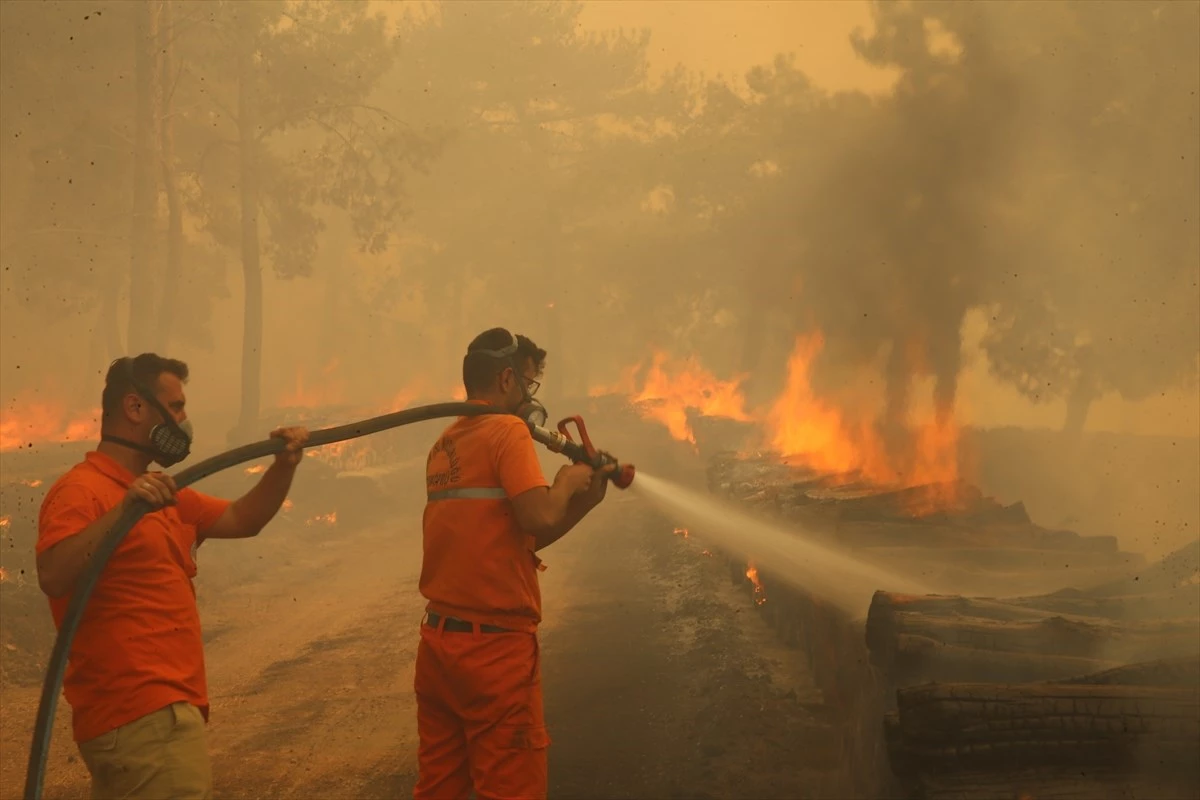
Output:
[25,402,498,799]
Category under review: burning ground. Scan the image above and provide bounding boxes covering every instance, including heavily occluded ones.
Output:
[590,331,978,520]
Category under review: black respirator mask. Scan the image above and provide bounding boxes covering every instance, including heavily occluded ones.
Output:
[101,382,194,468]
[469,331,548,428]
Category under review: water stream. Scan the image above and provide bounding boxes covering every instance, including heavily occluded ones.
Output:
[631,471,930,618]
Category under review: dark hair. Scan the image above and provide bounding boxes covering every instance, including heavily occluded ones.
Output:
[462,328,546,396]
[101,353,189,422]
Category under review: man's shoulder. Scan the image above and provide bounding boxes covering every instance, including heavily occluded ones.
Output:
[39,461,107,521]
[445,411,527,438]
[44,459,105,499]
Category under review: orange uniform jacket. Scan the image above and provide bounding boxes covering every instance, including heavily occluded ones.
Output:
[37,451,229,743]
[420,407,550,630]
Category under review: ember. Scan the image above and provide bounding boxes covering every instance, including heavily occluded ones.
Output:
[305,511,337,526]
[673,526,689,538]
[745,563,766,606]
[245,464,266,475]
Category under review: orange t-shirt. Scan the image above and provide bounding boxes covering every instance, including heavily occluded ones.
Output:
[420,409,550,632]
[36,451,230,743]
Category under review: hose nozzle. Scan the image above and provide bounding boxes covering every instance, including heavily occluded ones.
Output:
[528,416,635,489]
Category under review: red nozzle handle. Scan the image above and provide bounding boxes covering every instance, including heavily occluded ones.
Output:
[557,415,598,461]
[556,415,635,489]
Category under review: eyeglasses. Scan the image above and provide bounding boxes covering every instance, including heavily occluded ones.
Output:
[498,369,540,397]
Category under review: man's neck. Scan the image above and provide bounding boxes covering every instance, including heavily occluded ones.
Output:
[96,437,154,475]
[466,393,504,408]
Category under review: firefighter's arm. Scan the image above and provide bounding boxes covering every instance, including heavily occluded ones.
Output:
[527,463,616,550]
[511,463,593,548]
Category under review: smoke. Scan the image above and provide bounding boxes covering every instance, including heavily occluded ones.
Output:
[790,5,1020,440]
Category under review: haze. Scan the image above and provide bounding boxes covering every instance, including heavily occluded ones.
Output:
[1,2,1198,797]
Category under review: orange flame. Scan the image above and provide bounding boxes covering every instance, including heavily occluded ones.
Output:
[745,563,767,606]
[306,511,337,526]
[244,464,266,475]
[593,354,752,445]
[766,333,961,496]
[0,566,8,583]
[673,526,689,539]
[0,515,10,530]
[282,499,294,512]
[1,397,100,451]
[21,479,43,488]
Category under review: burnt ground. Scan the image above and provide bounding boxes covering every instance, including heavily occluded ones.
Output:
[0,467,844,799]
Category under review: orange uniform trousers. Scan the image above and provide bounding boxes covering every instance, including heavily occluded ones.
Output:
[414,616,550,800]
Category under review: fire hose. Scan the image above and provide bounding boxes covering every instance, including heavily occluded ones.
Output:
[24,401,634,800]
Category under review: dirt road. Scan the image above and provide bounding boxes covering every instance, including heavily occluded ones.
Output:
[2,478,843,799]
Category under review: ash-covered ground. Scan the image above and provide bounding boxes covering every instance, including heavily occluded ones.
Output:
[0,451,845,799]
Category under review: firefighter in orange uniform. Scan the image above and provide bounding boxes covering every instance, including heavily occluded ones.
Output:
[415,327,613,800]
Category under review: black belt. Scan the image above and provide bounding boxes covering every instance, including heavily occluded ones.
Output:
[425,612,512,634]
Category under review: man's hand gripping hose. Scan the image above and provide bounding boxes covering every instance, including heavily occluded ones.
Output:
[528,415,637,489]
[24,402,520,800]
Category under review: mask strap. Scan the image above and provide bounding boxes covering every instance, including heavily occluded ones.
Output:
[470,332,530,404]
[100,434,159,458]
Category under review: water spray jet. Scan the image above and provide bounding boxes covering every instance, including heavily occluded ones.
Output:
[630,471,930,617]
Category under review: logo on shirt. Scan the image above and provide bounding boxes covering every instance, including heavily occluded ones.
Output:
[426,435,461,491]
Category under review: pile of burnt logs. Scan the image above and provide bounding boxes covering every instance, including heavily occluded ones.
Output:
[884,657,1200,800]
[865,588,1200,687]
[705,451,1200,799]
[708,452,1146,598]
[868,545,1200,799]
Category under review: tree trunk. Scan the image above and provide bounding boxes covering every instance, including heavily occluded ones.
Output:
[155,0,182,352]
[737,291,768,405]
[103,283,125,360]
[1063,345,1100,435]
[317,219,353,371]
[1063,379,1096,435]
[127,0,158,354]
[86,285,126,401]
[235,36,263,436]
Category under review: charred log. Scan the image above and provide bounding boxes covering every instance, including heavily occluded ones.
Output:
[866,591,1200,689]
[889,681,1200,777]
